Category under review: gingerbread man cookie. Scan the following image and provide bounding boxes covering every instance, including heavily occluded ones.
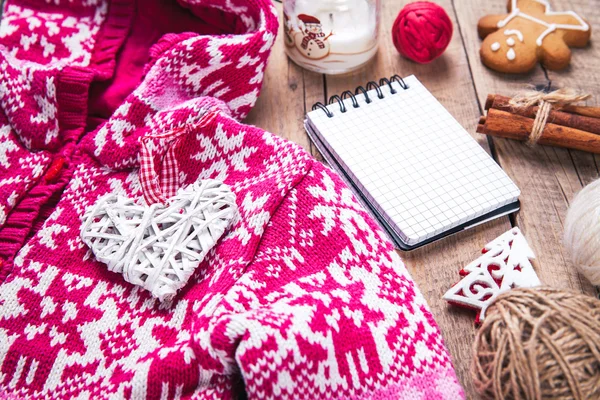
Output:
[478,0,591,73]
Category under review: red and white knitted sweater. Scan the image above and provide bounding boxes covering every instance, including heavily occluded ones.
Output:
[0,0,464,399]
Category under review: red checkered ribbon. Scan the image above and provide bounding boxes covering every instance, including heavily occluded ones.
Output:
[139,111,218,205]
[139,128,185,205]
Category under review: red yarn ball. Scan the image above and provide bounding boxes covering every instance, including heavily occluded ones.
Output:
[392,2,453,64]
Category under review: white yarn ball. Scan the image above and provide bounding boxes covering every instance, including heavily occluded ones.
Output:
[564,178,600,285]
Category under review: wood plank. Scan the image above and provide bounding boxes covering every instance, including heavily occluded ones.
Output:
[454,0,598,298]
[320,1,512,397]
[549,0,600,184]
[245,2,325,160]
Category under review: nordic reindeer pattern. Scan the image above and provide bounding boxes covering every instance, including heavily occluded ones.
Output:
[0,0,462,398]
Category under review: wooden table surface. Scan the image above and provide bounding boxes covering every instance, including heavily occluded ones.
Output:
[246,1,600,398]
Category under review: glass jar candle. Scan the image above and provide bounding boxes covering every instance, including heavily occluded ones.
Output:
[283,0,380,75]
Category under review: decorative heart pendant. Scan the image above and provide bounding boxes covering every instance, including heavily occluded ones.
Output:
[81,180,237,302]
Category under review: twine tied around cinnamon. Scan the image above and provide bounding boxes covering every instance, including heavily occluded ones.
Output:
[509,88,591,145]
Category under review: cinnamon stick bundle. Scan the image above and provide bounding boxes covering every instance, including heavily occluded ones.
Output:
[478,94,600,154]
[477,109,600,154]
[485,95,600,135]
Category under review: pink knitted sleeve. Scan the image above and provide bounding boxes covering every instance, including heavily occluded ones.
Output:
[199,160,465,399]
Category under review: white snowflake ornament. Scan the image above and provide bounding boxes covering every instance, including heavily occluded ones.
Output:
[81,179,237,302]
[443,227,540,323]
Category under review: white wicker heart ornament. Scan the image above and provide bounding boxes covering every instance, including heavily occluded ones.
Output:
[81,180,237,302]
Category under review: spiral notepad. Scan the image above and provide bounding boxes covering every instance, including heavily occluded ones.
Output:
[305,75,520,250]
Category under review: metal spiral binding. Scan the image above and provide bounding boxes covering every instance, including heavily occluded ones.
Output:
[311,74,409,118]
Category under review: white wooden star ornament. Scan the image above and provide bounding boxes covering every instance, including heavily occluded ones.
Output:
[443,227,541,323]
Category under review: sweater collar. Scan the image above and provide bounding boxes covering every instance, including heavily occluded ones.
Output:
[0,0,277,158]
[82,0,278,169]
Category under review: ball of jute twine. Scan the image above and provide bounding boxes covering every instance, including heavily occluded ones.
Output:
[472,287,600,400]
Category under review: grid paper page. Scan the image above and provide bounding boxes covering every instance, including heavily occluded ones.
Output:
[306,75,520,246]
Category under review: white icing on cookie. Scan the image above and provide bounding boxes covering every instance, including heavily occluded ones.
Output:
[497,7,519,28]
[506,37,516,46]
[496,0,589,46]
[504,29,524,42]
[507,48,516,60]
[491,42,501,51]
[537,24,556,46]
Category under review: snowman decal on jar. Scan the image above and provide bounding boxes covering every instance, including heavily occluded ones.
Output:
[294,14,333,59]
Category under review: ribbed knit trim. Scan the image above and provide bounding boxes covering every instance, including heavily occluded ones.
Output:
[57,66,95,144]
[0,66,93,281]
[0,156,72,283]
[0,66,94,282]
[90,0,136,80]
